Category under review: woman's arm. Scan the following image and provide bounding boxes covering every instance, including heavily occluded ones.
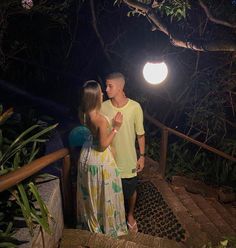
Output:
[95,112,122,151]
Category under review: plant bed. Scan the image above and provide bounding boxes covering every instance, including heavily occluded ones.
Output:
[13,176,64,248]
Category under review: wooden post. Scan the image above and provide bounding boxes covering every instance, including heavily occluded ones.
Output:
[159,128,168,178]
[61,154,73,226]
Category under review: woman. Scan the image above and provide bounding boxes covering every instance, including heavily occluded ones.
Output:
[77,80,128,238]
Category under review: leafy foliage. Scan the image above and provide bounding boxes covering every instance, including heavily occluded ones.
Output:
[146,136,160,162]
[168,141,236,187]
[123,0,191,21]
[0,0,74,82]
[144,54,236,188]
[186,80,227,141]
[158,0,191,22]
[0,105,57,246]
[147,135,236,188]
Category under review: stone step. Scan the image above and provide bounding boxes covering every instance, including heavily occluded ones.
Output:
[172,186,224,244]
[60,229,149,248]
[173,186,236,242]
[207,198,236,233]
[60,229,182,248]
[190,193,235,237]
[150,177,209,248]
[120,232,182,248]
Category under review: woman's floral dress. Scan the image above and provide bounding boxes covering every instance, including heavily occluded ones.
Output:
[77,121,127,238]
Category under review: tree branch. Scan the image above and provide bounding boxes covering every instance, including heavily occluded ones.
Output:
[123,0,169,35]
[65,1,83,59]
[89,0,112,63]
[122,0,236,52]
[199,0,236,29]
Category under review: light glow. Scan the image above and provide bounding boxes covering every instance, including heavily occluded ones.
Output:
[143,62,168,84]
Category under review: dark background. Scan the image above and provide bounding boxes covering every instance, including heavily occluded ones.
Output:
[0,0,235,127]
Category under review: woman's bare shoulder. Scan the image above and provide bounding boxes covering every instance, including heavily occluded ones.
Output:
[92,113,107,127]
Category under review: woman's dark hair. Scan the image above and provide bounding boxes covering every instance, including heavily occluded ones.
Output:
[79,80,101,125]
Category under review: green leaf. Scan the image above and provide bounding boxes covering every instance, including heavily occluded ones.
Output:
[29,182,49,218]
[17,184,31,214]
[0,242,17,248]
[220,240,228,246]
[0,168,10,175]
[30,209,51,234]
[13,152,20,169]
[29,182,52,234]
[5,222,13,236]
[0,124,57,166]
[12,190,34,235]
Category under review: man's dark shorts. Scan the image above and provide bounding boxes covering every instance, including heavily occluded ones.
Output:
[121,176,138,200]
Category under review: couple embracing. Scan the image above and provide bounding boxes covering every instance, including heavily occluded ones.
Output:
[77,72,145,238]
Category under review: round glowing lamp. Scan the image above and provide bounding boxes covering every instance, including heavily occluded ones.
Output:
[143,62,168,84]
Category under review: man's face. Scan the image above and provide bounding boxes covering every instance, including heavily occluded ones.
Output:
[105,79,121,99]
[99,86,104,103]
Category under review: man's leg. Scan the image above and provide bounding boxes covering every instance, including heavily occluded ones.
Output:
[127,190,137,226]
[121,177,138,232]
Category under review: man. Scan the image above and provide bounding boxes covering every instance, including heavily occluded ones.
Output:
[101,72,145,233]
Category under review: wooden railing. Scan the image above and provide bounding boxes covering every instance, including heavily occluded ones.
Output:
[145,113,236,178]
[0,148,72,222]
[1,114,235,221]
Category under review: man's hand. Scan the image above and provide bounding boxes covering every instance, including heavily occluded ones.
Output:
[137,156,145,172]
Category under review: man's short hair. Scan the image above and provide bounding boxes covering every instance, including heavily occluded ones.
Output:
[106,72,125,81]
[106,72,125,87]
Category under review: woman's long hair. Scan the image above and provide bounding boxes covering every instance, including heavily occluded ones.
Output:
[79,80,101,127]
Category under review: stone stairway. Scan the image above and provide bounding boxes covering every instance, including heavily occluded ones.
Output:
[207,198,236,232]
[139,157,236,247]
[150,176,236,247]
[150,177,209,248]
[60,229,183,248]
[172,186,236,243]
[60,157,236,248]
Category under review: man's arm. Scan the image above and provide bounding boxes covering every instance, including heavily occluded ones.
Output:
[137,134,145,172]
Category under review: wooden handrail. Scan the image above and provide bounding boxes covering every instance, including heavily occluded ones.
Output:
[145,113,236,163]
[0,147,74,226]
[0,148,69,192]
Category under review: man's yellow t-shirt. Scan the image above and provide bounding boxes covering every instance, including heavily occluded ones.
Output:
[101,99,145,178]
